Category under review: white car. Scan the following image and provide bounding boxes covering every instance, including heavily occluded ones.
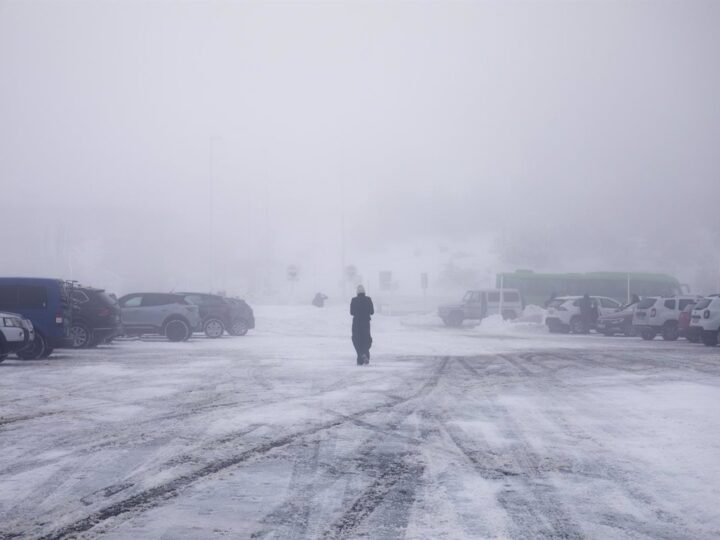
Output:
[689,296,720,347]
[545,296,622,334]
[632,295,700,341]
[0,311,35,362]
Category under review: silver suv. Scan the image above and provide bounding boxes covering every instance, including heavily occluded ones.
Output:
[118,293,201,342]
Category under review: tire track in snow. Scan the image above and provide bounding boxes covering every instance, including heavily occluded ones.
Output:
[30,358,450,540]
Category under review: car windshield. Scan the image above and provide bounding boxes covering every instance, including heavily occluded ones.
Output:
[694,299,711,310]
[636,298,657,309]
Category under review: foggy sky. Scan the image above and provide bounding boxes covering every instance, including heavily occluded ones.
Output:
[1,0,719,297]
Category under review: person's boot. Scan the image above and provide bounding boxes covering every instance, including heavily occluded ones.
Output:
[362,354,369,365]
[356,355,362,366]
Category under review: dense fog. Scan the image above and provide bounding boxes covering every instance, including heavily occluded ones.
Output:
[1,1,719,300]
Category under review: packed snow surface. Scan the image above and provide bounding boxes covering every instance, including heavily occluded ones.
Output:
[1,305,719,539]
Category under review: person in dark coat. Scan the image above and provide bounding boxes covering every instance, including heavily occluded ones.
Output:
[578,293,593,333]
[350,285,374,365]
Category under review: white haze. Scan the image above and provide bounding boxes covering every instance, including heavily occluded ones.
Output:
[1,0,719,299]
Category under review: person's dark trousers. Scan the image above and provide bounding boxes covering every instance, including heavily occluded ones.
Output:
[352,323,372,365]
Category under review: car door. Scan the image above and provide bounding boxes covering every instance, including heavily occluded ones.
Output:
[468,292,485,319]
[598,297,621,316]
[141,294,174,328]
[119,295,144,327]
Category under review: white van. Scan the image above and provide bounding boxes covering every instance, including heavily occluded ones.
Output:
[438,289,524,326]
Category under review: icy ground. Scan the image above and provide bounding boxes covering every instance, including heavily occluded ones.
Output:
[1,306,719,539]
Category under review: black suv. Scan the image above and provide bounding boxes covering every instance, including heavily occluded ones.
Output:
[69,287,123,348]
[178,293,255,338]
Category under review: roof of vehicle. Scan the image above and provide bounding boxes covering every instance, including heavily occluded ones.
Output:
[467,288,521,293]
[0,277,66,285]
[500,270,681,284]
[0,311,24,318]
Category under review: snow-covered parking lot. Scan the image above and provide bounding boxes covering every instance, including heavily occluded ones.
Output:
[1,306,719,539]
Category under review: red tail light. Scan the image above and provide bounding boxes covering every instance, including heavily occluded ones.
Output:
[97,307,111,317]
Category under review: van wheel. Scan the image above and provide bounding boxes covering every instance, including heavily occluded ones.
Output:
[640,328,657,341]
[17,333,47,360]
[229,319,249,336]
[702,330,719,347]
[662,323,679,341]
[70,323,92,349]
[165,319,190,342]
[602,329,614,337]
[204,319,225,339]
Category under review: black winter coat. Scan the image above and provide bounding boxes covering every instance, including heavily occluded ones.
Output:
[350,294,374,333]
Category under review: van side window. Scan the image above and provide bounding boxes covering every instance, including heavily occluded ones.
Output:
[0,285,18,309]
[487,292,500,302]
[17,286,48,308]
[664,299,676,310]
[503,292,520,302]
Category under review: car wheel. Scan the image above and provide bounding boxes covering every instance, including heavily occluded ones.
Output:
[70,323,92,349]
[702,330,719,347]
[0,353,6,363]
[687,332,701,344]
[229,319,249,336]
[165,319,190,342]
[662,324,679,341]
[640,328,657,341]
[204,318,225,339]
[602,330,614,337]
[17,333,47,360]
[41,347,54,359]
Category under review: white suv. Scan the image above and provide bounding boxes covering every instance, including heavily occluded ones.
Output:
[689,296,720,347]
[546,296,622,334]
[0,311,35,362]
[632,295,700,341]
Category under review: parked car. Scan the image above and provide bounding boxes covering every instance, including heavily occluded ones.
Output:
[632,295,700,341]
[0,312,35,362]
[689,296,720,346]
[438,289,524,327]
[177,293,255,338]
[546,296,622,334]
[0,278,73,359]
[69,286,123,348]
[596,301,638,337]
[118,293,201,342]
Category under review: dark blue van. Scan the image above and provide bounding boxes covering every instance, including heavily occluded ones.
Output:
[0,278,73,359]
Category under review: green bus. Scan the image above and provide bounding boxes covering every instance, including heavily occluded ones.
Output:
[496,270,687,307]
